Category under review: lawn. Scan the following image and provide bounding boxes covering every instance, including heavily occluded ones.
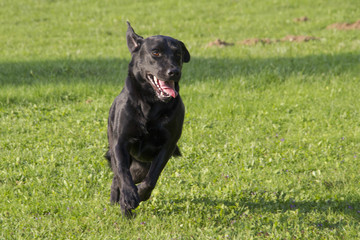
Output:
[1,0,360,239]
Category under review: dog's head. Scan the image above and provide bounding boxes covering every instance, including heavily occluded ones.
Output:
[126,22,190,102]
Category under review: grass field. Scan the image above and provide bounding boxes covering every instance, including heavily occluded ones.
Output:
[1,0,360,239]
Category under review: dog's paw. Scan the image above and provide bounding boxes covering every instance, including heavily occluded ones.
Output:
[120,186,140,211]
[121,208,136,219]
[137,182,154,202]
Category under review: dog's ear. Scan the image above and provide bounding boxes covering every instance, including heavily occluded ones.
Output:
[178,41,190,63]
[126,22,143,53]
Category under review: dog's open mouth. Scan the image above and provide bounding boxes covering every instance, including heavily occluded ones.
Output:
[147,74,178,99]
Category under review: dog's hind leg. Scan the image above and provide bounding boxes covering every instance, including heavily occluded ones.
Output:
[130,160,151,184]
[110,159,150,205]
[110,175,120,204]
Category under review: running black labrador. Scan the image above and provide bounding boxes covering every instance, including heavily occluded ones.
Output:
[105,22,190,217]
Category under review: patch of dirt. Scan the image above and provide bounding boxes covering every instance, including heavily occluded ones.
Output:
[208,34,319,47]
[327,20,360,30]
[206,39,234,47]
[293,16,309,22]
[239,38,273,45]
[239,35,318,45]
[281,35,319,42]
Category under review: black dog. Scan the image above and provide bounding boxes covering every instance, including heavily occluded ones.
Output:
[105,22,190,217]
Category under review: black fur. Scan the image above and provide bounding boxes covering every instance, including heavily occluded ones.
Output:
[106,22,190,217]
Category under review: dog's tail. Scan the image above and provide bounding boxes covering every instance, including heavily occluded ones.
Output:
[173,145,182,157]
[105,150,112,168]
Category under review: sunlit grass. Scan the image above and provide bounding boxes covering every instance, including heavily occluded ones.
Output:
[1,0,360,239]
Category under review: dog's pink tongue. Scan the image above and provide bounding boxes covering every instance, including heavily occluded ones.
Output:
[159,80,178,98]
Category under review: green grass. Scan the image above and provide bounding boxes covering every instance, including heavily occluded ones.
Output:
[1,0,360,239]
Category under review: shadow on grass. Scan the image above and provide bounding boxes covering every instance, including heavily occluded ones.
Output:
[0,52,359,86]
[156,193,360,229]
[0,58,129,86]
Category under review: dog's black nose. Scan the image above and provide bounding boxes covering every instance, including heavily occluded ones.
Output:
[167,68,180,77]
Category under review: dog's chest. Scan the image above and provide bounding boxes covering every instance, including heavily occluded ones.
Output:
[128,101,180,162]
[130,124,168,162]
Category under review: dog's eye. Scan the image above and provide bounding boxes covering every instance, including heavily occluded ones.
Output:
[152,50,160,57]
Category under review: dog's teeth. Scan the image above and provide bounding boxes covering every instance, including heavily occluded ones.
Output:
[153,75,160,87]
[150,75,170,98]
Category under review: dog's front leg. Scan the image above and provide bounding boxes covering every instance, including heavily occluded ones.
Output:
[113,143,140,216]
[137,149,172,201]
